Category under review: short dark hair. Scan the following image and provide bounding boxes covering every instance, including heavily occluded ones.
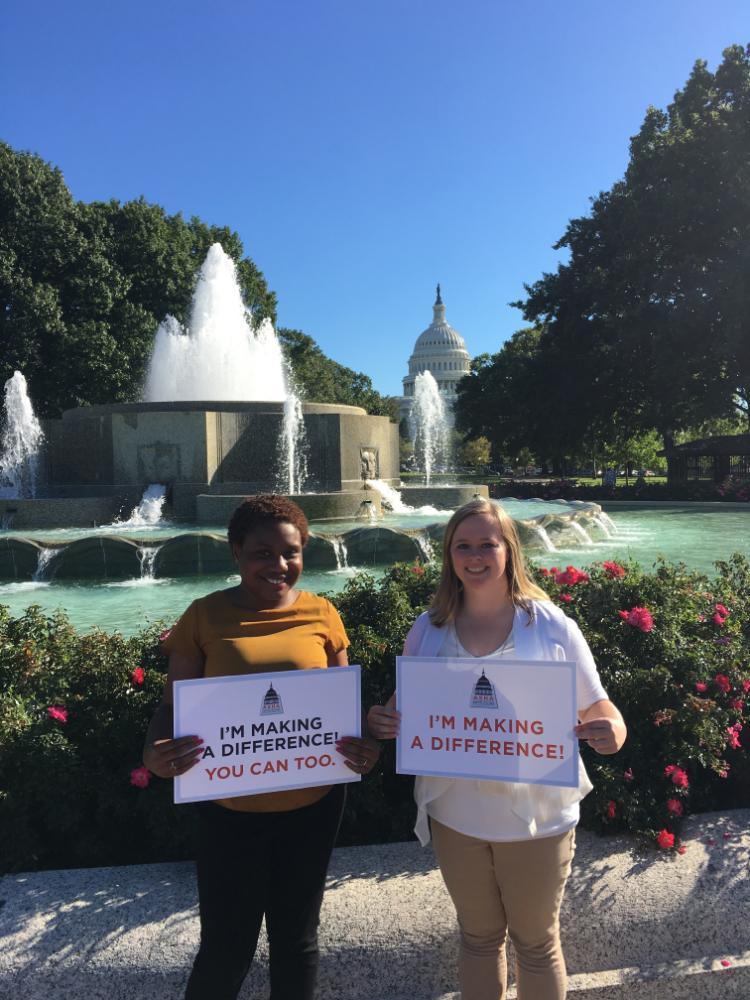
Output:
[227,494,309,548]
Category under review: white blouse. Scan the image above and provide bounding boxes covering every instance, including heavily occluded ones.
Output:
[411,605,608,844]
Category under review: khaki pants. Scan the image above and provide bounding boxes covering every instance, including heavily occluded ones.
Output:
[431,820,575,1000]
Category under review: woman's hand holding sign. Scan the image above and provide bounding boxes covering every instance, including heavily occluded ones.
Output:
[335,735,381,774]
[574,701,627,755]
[367,695,400,740]
[144,734,204,778]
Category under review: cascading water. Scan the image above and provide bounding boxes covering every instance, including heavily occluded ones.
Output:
[138,546,159,579]
[366,479,440,516]
[367,479,412,513]
[568,520,594,546]
[529,524,557,552]
[410,371,450,486]
[110,485,167,529]
[331,536,350,571]
[0,372,44,499]
[277,388,308,495]
[414,531,434,563]
[142,243,307,492]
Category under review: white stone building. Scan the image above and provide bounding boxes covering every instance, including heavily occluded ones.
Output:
[398,285,471,426]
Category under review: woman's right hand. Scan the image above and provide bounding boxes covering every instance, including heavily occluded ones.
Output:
[143,735,204,779]
[367,701,401,740]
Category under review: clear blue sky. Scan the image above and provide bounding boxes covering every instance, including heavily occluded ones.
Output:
[3,1,748,396]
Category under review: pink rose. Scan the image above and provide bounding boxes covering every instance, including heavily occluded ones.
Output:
[130,766,151,789]
[47,706,68,724]
[618,607,654,632]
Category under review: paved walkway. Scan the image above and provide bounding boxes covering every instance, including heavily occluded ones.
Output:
[1,810,749,999]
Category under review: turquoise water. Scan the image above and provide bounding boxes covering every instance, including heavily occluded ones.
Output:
[0,508,747,635]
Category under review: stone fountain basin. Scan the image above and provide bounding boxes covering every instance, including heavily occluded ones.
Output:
[0,504,610,582]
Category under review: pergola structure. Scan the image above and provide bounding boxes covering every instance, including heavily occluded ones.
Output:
[662,434,750,485]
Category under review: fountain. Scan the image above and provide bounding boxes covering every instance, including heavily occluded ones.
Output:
[0,372,44,500]
[144,244,306,493]
[1,244,400,531]
[0,247,651,614]
[410,371,450,485]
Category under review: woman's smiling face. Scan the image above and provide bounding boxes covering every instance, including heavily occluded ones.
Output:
[449,512,509,596]
[232,520,303,609]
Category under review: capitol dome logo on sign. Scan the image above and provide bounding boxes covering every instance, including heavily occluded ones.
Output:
[261,683,284,715]
[470,670,498,710]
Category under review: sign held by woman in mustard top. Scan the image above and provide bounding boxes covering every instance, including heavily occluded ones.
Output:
[396,657,578,787]
[173,665,362,804]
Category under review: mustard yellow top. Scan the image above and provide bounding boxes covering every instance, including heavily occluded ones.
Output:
[164,589,349,813]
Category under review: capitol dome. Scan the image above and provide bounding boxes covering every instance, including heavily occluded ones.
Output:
[399,285,471,423]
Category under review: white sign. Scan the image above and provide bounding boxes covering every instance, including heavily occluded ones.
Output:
[173,666,361,804]
[396,657,578,787]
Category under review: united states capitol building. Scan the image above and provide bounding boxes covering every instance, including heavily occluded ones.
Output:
[398,285,471,426]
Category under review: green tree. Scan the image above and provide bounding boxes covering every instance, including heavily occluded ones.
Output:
[517,44,750,446]
[0,143,276,416]
[457,436,491,469]
[278,328,398,417]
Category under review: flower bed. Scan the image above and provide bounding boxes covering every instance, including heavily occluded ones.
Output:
[1,554,748,872]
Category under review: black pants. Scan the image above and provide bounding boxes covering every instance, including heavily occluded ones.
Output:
[184,785,345,1000]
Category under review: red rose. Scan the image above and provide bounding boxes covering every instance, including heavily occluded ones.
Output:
[714,674,731,694]
[695,682,708,693]
[664,764,689,789]
[666,798,684,816]
[602,561,626,579]
[606,800,616,819]
[559,593,572,603]
[47,706,68,724]
[657,829,675,850]
[131,667,145,686]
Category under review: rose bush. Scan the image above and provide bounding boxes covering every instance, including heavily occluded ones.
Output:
[1,553,748,870]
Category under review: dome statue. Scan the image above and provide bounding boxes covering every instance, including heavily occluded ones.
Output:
[470,669,498,710]
[261,683,284,715]
[399,285,471,425]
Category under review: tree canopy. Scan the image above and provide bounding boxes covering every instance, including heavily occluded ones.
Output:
[459,44,750,463]
[0,142,278,417]
[278,328,398,418]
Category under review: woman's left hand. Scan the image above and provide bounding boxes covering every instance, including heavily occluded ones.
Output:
[574,716,627,755]
[335,736,381,774]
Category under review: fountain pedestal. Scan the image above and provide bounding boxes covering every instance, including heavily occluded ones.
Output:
[2,399,399,529]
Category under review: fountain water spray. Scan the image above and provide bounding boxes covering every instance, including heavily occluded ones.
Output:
[0,372,44,499]
[143,244,307,491]
[366,479,439,516]
[113,484,167,529]
[410,371,450,486]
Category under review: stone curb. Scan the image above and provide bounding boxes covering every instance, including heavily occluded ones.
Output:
[1,809,748,999]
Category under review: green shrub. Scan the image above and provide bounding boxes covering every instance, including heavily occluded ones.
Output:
[0,607,196,872]
[1,554,748,870]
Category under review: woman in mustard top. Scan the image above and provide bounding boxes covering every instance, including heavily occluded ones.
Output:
[143,495,380,1000]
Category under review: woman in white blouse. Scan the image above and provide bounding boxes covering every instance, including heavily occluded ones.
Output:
[369,498,626,1000]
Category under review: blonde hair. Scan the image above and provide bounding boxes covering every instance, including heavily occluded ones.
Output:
[429,497,549,627]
